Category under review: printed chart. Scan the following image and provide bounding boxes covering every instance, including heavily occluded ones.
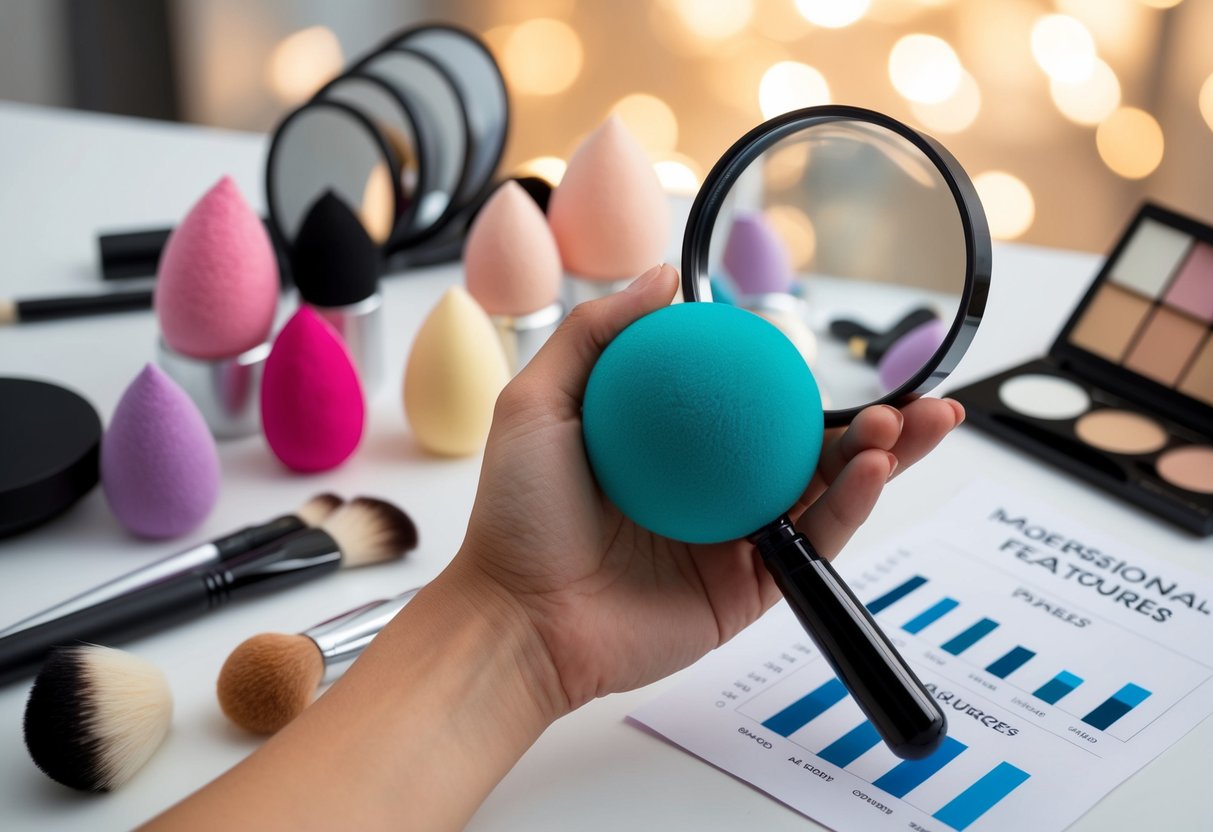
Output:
[632,481,1213,831]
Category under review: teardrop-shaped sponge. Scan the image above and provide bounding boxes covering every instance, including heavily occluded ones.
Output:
[723,213,793,295]
[261,307,365,472]
[101,364,220,539]
[403,288,510,456]
[547,117,669,280]
[465,181,562,316]
[155,176,279,359]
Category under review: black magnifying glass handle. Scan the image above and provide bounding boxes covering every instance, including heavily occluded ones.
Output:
[751,515,946,760]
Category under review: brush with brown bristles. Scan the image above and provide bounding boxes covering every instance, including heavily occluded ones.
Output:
[0,493,344,638]
[0,497,418,686]
[218,586,423,734]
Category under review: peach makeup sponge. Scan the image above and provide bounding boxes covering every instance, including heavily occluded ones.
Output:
[547,116,669,280]
[465,181,562,316]
[261,307,365,472]
[155,176,279,359]
[403,287,510,456]
[101,364,220,539]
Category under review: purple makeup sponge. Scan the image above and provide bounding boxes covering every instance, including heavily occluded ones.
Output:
[101,364,220,539]
[877,319,948,393]
[722,213,793,295]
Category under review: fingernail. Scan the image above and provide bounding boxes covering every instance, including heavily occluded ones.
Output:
[886,452,899,480]
[626,264,666,294]
[881,404,904,431]
[946,398,966,427]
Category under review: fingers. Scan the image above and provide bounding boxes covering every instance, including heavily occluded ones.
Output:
[794,448,894,559]
[506,264,680,418]
[790,405,902,517]
[886,397,963,479]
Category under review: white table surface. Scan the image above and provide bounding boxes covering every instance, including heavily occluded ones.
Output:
[0,101,1208,830]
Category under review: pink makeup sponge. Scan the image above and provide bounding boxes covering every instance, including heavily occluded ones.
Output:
[155,176,279,359]
[465,181,562,315]
[547,116,669,280]
[261,307,365,472]
[101,364,220,539]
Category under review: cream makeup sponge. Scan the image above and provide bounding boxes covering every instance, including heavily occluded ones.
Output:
[465,181,562,316]
[547,116,669,280]
[403,288,510,456]
[155,176,279,360]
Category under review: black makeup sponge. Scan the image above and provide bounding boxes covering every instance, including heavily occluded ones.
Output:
[290,191,383,307]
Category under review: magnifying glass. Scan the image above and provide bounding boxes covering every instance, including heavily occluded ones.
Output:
[583,105,990,760]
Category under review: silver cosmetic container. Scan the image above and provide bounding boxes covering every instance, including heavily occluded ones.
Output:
[156,338,269,439]
[309,292,384,393]
[491,301,564,373]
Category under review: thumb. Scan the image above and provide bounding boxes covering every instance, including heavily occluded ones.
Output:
[513,264,679,417]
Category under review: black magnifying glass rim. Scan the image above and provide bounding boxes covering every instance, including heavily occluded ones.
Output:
[680,104,991,429]
[265,98,405,253]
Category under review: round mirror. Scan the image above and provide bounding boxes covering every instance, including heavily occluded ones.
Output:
[682,105,990,426]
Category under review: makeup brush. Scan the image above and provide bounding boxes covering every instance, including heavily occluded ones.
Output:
[829,307,939,364]
[0,287,153,325]
[24,645,172,792]
[217,587,421,734]
[0,497,417,685]
[0,493,342,638]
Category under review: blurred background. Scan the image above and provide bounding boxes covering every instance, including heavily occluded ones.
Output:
[2,0,1211,252]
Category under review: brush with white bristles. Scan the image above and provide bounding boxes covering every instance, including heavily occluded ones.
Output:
[0,493,344,638]
[24,646,172,792]
[218,586,422,734]
[0,497,418,685]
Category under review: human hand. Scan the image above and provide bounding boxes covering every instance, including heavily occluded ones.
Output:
[456,264,964,717]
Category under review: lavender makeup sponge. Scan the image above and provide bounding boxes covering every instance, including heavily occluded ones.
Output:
[723,213,794,295]
[155,176,279,359]
[261,307,365,472]
[582,303,824,544]
[877,318,948,393]
[101,364,220,539]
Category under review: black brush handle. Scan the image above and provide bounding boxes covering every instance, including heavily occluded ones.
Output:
[17,289,154,322]
[753,515,946,759]
[0,530,341,685]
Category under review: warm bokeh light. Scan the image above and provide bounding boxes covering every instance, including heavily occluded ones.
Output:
[1030,14,1096,83]
[794,0,870,29]
[266,26,343,105]
[1200,73,1213,133]
[360,162,395,244]
[888,35,963,104]
[654,155,703,195]
[1097,107,1164,179]
[1137,0,1183,8]
[501,19,583,96]
[611,93,679,154]
[974,171,1035,240]
[763,205,817,268]
[672,0,753,39]
[910,70,981,133]
[1050,59,1121,126]
[515,155,568,185]
[758,62,831,119]
[764,142,811,190]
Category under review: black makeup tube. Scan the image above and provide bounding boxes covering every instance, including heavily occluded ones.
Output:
[752,515,946,759]
[0,530,343,685]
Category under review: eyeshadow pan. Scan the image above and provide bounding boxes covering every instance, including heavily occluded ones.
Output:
[1163,243,1213,323]
[1069,283,1152,361]
[998,374,1090,419]
[1109,218,1192,298]
[1157,446,1213,494]
[1074,409,1168,454]
[1178,335,1213,407]
[1123,307,1207,386]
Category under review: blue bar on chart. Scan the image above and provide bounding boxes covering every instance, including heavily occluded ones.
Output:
[903,598,959,634]
[941,618,999,655]
[866,575,928,614]
[762,678,848,737]
[818,721,881,767]
[985,646,1035,679]
[933,761,1031,830]
[1082,683,1152,730]
[872,736,967,797]
[1034,671,1083,704]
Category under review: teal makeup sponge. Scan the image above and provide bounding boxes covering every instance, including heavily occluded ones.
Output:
[582,303,824,544]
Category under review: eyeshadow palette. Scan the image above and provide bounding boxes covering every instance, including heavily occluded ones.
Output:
[951,203,1213,536]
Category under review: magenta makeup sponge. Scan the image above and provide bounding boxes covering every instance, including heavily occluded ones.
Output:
[101,364,220,539]
[722,213,794,295]
[155,176,279,359]
[261,307,365,472]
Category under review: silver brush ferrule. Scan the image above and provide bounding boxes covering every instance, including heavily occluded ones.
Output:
[305,587,421,683]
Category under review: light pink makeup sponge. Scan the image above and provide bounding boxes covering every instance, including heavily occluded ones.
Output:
[261,307,365,472]
[155,176,279,359]
[464,181,562,315]
[547,116,669,280]
[101,364,220,539]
